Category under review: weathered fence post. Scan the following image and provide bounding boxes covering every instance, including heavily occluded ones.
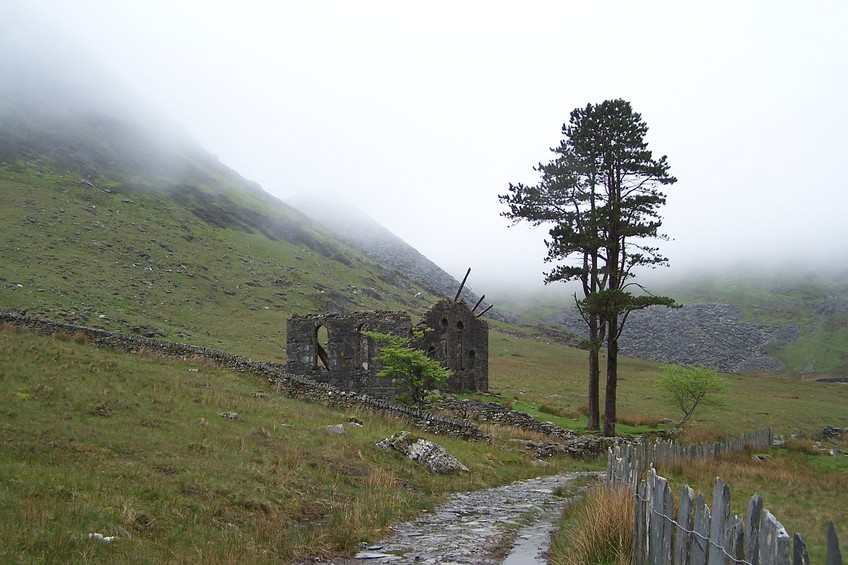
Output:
[635,478,648,565]
[745,493,763,563]
[692,493,711,564]
[759,509,790,565]
[675,485,694,565]
[647,469,659,565]
[727,515,745,562]
[648,471,674,565]
[793,533,810,565]
[708,477,731,565]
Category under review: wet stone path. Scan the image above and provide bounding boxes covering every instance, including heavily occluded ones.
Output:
[330,471,602,565]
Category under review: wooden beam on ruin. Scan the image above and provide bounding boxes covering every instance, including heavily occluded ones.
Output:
[453,268,471,302]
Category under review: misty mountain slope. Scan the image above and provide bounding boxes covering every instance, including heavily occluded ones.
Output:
[287,192,509,322]
[0,160,443,359]
[0,20,459,359]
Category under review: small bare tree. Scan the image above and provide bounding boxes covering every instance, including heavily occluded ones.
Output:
[659,365,727,427]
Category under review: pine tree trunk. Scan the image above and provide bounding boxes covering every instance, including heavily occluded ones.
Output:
[603,316,619,437]
[587,318,601,430]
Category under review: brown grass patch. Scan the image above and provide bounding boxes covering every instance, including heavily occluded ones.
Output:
[568,404,589,419]
[678,425,726,444]
[666,450,848,492]
[785,437,822,455]
[539,403,567,417]
[480,423,553,443]
[52,331,73,342]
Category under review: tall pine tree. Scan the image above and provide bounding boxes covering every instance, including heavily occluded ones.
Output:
[500,99,677,436]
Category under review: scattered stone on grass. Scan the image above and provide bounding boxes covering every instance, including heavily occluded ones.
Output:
[377,431,468,474]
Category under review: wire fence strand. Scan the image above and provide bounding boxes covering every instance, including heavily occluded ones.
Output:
[634,490,755,565]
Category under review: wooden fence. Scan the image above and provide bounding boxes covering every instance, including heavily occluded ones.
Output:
[607,429,773,486]
[608,433,844,565]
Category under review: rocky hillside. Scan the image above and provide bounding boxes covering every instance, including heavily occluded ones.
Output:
[0,24,488,360]
[546,304,787,372]
[545,288,848,374]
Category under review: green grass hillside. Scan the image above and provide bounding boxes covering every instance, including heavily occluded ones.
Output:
[485,328,848,436]
[0,161,437,360]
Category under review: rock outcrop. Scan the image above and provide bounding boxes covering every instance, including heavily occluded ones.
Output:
[377,431,469,474]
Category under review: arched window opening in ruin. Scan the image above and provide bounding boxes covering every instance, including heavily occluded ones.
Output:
[357,323,371,370]
[468,349,476,368]
[441,317,449,328]
[456,320,464,330]
[315,324,330,370]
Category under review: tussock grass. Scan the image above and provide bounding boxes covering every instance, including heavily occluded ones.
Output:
[567,404,589,419]
[539,402,567,417]
[480,423,557,443]
[549,483,635,565]
[616,413,665,428]
[785,437,822,455]
[678,425,727,444]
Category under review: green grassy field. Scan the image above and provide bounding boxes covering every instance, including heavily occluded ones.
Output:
[487,329,848,436]
[4,318,843,562]
[0,323,599,563]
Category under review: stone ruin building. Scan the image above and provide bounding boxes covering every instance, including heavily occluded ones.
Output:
[285,298,488,400]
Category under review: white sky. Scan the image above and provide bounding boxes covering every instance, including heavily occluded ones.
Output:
[14,1,848,293]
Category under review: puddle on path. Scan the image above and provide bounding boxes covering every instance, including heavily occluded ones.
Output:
[501,499,565,564]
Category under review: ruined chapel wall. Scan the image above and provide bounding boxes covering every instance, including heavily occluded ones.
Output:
[417,299,488,393]
[285,311,411,400]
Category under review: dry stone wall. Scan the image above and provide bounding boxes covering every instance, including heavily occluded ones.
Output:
[2,311,606,452]
[437,397,613,457]
[0,310,486,440]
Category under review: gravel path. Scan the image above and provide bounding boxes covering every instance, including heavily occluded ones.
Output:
[326,471,602,564]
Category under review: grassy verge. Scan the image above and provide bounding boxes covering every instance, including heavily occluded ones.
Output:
[0,324,585,563]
